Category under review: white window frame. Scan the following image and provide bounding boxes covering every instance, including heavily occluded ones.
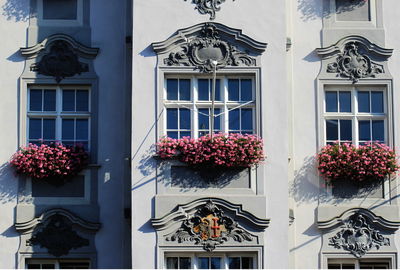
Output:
[27,85,91,150]
[163,74,257,139]
[327,258,392,269]
[37,0,83,26]
[25,258,91,269]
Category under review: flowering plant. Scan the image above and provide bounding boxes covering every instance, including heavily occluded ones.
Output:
[317,142,399,183]
[157,133,264,168]
[10,143,89,180]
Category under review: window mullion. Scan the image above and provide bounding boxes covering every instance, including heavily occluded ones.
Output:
[223,77,229,133]
[56,87,63,142]
[193,78,198,138]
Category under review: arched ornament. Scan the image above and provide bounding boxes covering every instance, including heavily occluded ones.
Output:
[152,22,267,73]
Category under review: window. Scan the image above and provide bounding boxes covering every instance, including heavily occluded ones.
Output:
[164,76,256,139]
[327,258,391,269]
[26,259,90,269]
[27,86,90,150]
[335,0,371,22]
[165,253,256,269]
[323,86,386,146]
[37,0,83,26]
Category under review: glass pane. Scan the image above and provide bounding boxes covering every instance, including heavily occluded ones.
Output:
[215,79,221,101]
[43,119,56,140]
[325,92,338,112]
[43,0,78,20]
[214,108,221,130]
[167,79,178,100]
[241,109,253,131]
[43,90,56,111]
[229,109,240,131]
[62,119,75,140]
[242,257,253,269]
[371,91,384,113]
[179,258,191,269]
[228,79,240,101]
[339,91,351,112]
[199,108,209,130]
[167,131,178,139]
[29,119,42,139]
[198,79,209,101]
[76,119,89,140]
[179,79,191,101]
[358,91,370,112]
[63,90,75,111]
[180,131,191,138]
[27,264,41,269]
[342,264,356,269]
[340,120,352,141]
[372,120,384,141]
[241,79,252,101]
[211,257,222,269]
[326,120,338,141]
[228,257,241,269]
[76,90,89,111]
[166,257,178,269]
[167,109,178,129]
[198,257,210,269]
[59,262,89,269]
[30,90,42,111]
[328,264,341,269]
[359,120,371,141]
[179,109,191,129]
[42,264,55,269]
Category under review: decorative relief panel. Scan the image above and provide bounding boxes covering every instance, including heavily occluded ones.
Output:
[184,0,236,20]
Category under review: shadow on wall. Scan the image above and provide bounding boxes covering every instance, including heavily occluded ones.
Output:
[297,0,367,21]
[0,163,18,204]
[2,0,30,22]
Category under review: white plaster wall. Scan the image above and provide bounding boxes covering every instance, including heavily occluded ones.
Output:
[131,0,288,268]
[0,0,29,268]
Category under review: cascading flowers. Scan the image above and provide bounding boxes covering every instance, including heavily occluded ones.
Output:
[157,133,265,168]
[317,142,400,183]
[10,143,89,180]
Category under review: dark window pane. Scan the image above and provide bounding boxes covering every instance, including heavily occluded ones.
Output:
[179,79,191,101]
[358,91,370,112]
[30,90,42,111]
[62,119,75,140]
[342,264,355,269]
[241,79,252,101]
[76,119,89,140]
[198,257,209,269]
[339,91,351,112]
[167,109,178,129]
[27,264,41,269]
[43,119,56,140]
[211,257,222,269]
[59,262,89,269]
[180,109,191,129]
[179,258,191,269]
[29,119,42,140]
[242,257,253,269]
[43,90,56,111]
[326,120,338,141]
[42,264,55,269]
[328,264,341,269]
[372,120,384,141]
[228,257,241,269]
[215,79,221,101]
[76,90,89,111]
[43,0,77,20]
[228,79,240,101]
[214,108,221,130]
[359,120,371,141]
[63,90,75,111]
[241,109,253,131]
[229,109,240,130]
[166,257,178,269]
[371,91,384,113]
[198,79,209,101]
[167,79,178,100]
[340,120,352,141]
[325,92,338,112]
[180,131,191,138]
[199,108,209,130]
[167,131,178,139]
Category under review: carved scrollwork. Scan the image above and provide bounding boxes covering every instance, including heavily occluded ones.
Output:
[184,0,235,20]
[327,42,383,83]
[164,23,255,73]
[167,200,254,251]
[329,213,390,258]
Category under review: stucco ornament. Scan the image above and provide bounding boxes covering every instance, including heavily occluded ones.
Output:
[27,214,89,257]
[184,0,235,20]
[167,200,253,251]
[164,23,256,73]
[327,42,383,83]
[329,213,390,258]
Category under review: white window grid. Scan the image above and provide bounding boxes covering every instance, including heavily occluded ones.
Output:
[27,85,91,149]
[323,86,387,146]
[327,258,391,269]
[25,259,90,269]
[163,75,256,138]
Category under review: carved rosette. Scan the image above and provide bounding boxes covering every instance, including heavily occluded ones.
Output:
[27,214,89,257]
[167,200,254,251]
[164,23,256,73]
[184,0,236,20]
[327,42,383,83]
[329,213,390,258]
